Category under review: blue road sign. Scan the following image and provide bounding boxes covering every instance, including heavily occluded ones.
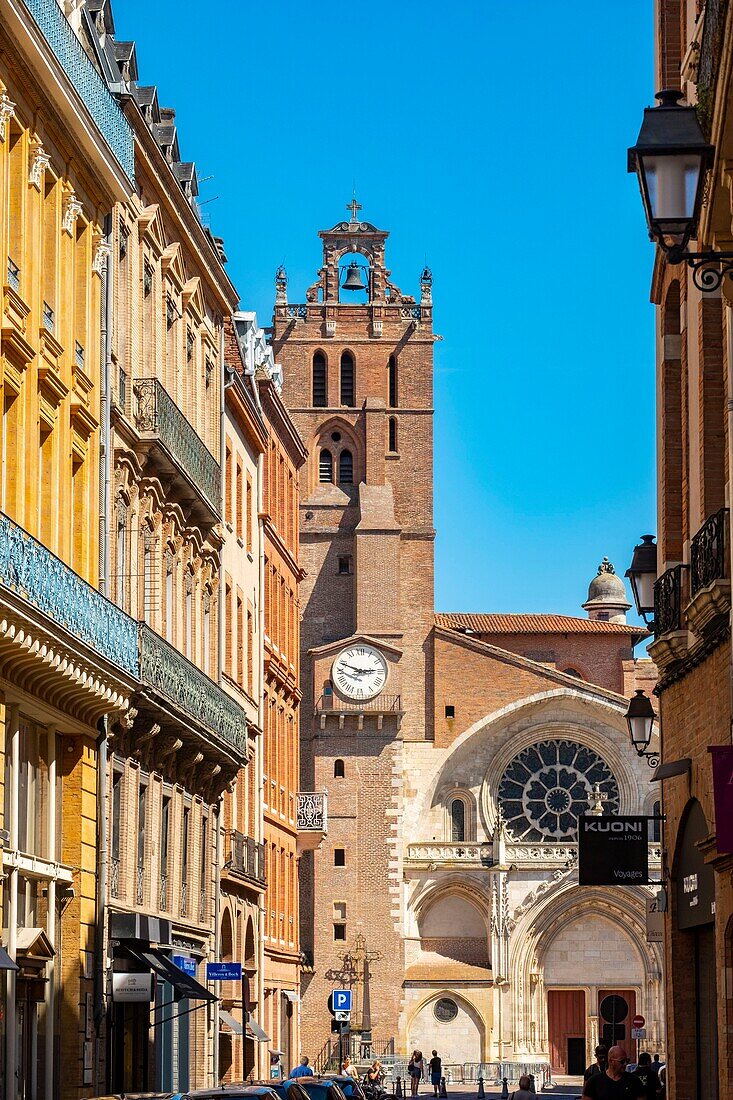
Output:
[173,955,197,977]
[206,962,242,982]
[332,989,352,1012]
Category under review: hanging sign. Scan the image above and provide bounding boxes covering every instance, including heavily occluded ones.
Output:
[709,746,733,853]
[646,897,664,943]
[578,815,649,886]
[112,972,154,1002]
[206,961,242,982]
[676,801,716,929]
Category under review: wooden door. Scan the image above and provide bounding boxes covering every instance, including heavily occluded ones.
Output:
[547,990,586,1073]
[598,989,636,1060]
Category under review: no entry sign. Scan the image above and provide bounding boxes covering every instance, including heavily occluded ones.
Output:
[633,1014,645,1029]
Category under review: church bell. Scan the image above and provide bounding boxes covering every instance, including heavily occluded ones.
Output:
[341,261,367,292]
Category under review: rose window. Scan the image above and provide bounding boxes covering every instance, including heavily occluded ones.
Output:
[497,739,619,841]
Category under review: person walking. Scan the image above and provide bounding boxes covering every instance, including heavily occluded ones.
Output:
[408,1050,425,1096]
[290,1057,314,1079]
[633,1053,661,1100]
[584,1045,609,1084]
[511,1075,535,1100]
[428,1051,442,1097]
[582,1046,646,1100]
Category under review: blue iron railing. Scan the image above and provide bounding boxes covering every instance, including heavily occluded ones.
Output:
[0,511,139,675]
[21,0,135,184]
[139,624,247,757]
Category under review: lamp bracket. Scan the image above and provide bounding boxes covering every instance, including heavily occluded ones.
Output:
[637,750,661,769]
[663,247,733,292]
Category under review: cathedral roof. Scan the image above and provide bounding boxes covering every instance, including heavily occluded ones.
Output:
[436,612,647,638]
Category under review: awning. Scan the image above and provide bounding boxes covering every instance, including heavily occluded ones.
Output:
[0,947,18,972]
[282,989,300,1003]
[220,1008,244,1035]
[124,947,216,1003]
[247,1018,270,1042]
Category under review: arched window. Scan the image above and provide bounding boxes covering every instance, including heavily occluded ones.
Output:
[651,799,661,842]
[562,667,583,679]
[388,417,397,453]
[334,759,345,778]
[338,450,353,484]
[313,352,327,407]
[450,799,465,842]
[340,352,355,406]
[319,448,333,483]
[388,355,398,407]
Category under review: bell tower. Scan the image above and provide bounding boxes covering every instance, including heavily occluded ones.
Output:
[272,202,436,1051]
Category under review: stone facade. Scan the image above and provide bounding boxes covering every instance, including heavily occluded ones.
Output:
[276,210,665,1076]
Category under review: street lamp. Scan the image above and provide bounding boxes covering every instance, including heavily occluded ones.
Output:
[628,89,733,289]
[625,689,659,768]
[625,534,657,626]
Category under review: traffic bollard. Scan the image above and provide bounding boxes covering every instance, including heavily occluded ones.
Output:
[396,1077,403,1100]
[477,1077,485,1099]
[501,1078,509,1100]
[439,1077,447,1098]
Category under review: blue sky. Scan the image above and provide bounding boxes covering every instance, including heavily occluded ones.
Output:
[115,0,656,621]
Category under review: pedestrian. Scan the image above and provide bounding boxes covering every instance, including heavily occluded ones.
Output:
[290,1056,314,1079]
[428,1051,442,1097]
[584,1045,609,1084]
[408,1050,424,1096]
[511,1075,534,1100]
[633,1053,661,1100]
[343,1057,359,1081]
[582,1046,646,1100]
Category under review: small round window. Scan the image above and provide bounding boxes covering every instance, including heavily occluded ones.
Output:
[433,997,458,1023]
[331,431,342,443]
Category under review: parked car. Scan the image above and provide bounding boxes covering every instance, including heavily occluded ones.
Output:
[290,1079,348,1100]
[321,1076,366,1100]
[180,1088,279,1100]
[247,1081,311,1100]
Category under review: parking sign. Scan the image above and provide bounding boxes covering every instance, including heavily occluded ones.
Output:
[329,989,352,1014]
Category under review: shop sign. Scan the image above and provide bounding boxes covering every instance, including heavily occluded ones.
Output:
[112,972,154,1002]
[206,961,242,982]
[173,954,197,977]
[646,896,664,943]
[578,815,649,885]
[709,746,733,853]
[676,801,716,930]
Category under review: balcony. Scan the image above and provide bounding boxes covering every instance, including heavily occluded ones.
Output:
[18,0,135,186]
[405,842,493,867]
[314,692,403,731]
[0,510,138,676]
[225,831,266,886]
[687,508,730,635]
[649,563,692,671]
[297,792,328,853]
[133,378,220,524]
[138,624,247,764]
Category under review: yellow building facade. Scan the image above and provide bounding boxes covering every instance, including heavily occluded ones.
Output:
[0,0,137,1097]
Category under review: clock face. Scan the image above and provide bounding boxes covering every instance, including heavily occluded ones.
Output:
[332,644,388,701]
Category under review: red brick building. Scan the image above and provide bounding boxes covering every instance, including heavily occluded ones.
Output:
[274,208,662,1073]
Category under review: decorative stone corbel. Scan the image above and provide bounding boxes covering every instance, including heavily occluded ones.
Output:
[62,193,83,235]
[92,240,111,276]
[0,95,15,142]
[28,141,50,189]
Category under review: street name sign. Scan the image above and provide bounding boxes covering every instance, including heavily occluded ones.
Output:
[578,815,649,886]
[206,961,242,982]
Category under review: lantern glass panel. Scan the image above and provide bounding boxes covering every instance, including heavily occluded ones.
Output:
[631,570,656,616]
[641,152,703,225]
[628,714,653,751]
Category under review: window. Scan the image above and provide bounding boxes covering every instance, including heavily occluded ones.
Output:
[111,771,122,864]
[116,503,127,610]
[388,355,398,407]
[445,704,455,719]
[333,901,346,920]
[562,667,583,679]
[334,759,345,778]
[165,559,174,641]
[236,457,243,541]
[225,441,232,524]
[339,450,353,485]
[185,580,193,659]
[388,416,397,453]
[182,805,190,889]
[338,555,352,575]
[334,848,346,867]
[313,352,327,407]
[137,782,147,903]
[160,794,170,908]
[319,449,333,483]
[340,352,355,406]
[203,597,211,676]
[334,923,346,941]
[651,799,661,842]
[246,474,253,552]
[450,798,465,842]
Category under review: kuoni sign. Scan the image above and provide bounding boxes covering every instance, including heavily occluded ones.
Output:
[578,815,649,886]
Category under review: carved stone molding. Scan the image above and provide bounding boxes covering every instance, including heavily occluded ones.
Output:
[62,193,83,235]
[0,94,15,142]
[29,142,50,189]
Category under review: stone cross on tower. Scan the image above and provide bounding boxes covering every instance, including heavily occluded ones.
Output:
[347,194,362,222]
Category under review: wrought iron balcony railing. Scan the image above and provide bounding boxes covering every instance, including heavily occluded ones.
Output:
[20,0,135,183]
[654,564,686,637]
[314,693,401,714]
[7,258,20,292]
[0,510,139,675]
[297,791,328,832]
[133,378,220,519]
[138,624,247,757]
[159,872,168,911]
[110,857,121,898]
[226,831,266,884]
[691,508,729,595]
[136,863,144,905]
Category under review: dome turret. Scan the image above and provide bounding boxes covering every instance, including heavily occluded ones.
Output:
[582,557,631,623]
